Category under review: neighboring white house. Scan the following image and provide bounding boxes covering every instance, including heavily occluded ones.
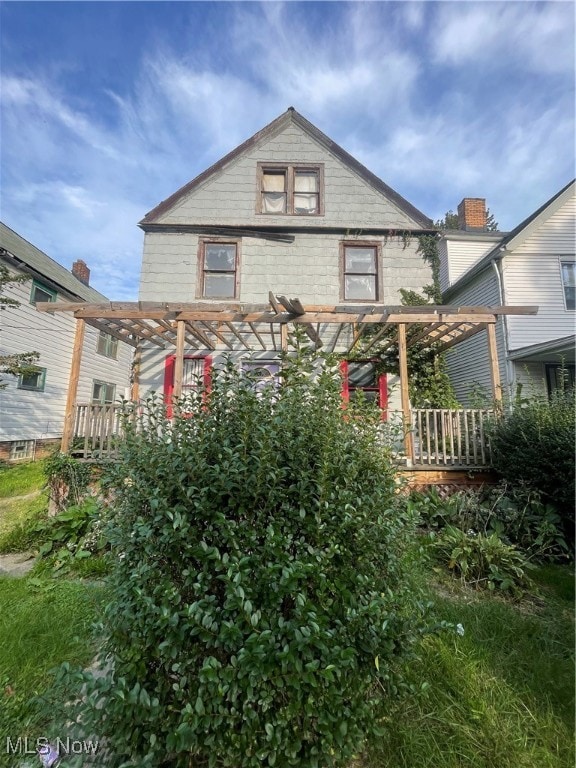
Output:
[439,181,575,404]
[0,223,132,460]
[135,107,436,413]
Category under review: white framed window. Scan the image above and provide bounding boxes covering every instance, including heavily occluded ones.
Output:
[242,360,280,392]
[92,380,116,404]
[18,367,46,392]
[10,440,35,461]
[561,261,575,310]
[96,331,119,359]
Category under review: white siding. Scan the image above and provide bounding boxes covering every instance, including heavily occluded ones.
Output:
[512,361,547,400]
[0,263,131,442]
[444,268,507,405]
[155,123,422,230]
[438,237,502,292]
[503,193,576,351]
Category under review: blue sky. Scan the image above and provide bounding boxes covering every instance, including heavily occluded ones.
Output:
[1,1,574,299]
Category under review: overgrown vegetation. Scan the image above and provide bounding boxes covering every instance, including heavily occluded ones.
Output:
[407,479,571,596]
[489,390,575,537]
[67,354,429,767]
[366,565,574,768]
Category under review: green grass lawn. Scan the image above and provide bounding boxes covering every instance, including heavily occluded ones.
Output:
[365,565,575,768]
[0,576,108,746]
[0,461,46,498]
[0,461,49,553]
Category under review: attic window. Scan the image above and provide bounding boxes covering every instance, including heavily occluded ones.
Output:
[30,280,56,305]
[258,163,323,216]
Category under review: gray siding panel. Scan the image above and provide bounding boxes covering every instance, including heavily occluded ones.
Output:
[444,268,506,405]
[154,124,422,230]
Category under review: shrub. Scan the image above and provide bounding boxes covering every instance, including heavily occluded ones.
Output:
[73,355,428,768]
[430,525,533,595]
[488,391,575,535]
[413,483,570,563]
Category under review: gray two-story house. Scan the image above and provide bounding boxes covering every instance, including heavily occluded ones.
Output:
[135,107,436,413]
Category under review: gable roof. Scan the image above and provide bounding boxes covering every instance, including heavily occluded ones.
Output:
[139,107,433,229]
[0,222,109,303]
[444,179,576,300]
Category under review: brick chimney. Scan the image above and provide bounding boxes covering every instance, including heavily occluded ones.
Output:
[72,259,90,285]
[457,198,487,231]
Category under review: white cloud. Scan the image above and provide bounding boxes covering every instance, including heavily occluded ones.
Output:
[432,2,574,74]
[0,0,573,299]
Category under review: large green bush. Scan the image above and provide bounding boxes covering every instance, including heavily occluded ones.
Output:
[74,355,427,767]
[489,391,575,535]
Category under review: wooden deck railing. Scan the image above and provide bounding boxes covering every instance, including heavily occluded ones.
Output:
[411,408,495,467]
[71,403,125,460]
[69,403,496,468]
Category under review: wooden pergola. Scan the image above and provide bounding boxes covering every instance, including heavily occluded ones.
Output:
[37,295,537,462]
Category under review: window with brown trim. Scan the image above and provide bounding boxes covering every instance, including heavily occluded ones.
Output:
[199,240,239,298]
[258,163,323,215]
[340,243,379,301]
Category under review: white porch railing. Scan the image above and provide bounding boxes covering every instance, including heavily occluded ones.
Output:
[411,408,495,467]
[69,403,496,468]
[71,403,125,459]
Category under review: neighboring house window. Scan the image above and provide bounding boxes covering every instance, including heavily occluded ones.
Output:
[30,280,56,305]
[242,360,280,392]
[92,380,116,404]
[96,331,118,359]
[340,360,388,415]
[200,241,238,298]
[18,366,46,392]
[163,355,213,418]
[561,261,575,310]
[258,163,323,215]
[341,243,379,301]
[545,363,575,396]
[10,440,35,461]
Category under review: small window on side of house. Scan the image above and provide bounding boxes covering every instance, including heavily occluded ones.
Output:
[18,367,46,392]
[561,261,575,310]
[341,243,379,301]
[10,440,35,461]
[30,280,57,305]
[97,331,119,359]
[92,380,116,404]
[201,241,238,298]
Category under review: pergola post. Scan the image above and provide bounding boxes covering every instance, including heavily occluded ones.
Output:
[130,340,142,402]
[486,322,502,404]
[280,323,289,352]
[61,318,85,453]
[397,323,414,463]
[173,320,186,403]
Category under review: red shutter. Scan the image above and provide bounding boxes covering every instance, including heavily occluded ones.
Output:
[164,355,176,418]
[340,360,349,403]
[378,373,388,421]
